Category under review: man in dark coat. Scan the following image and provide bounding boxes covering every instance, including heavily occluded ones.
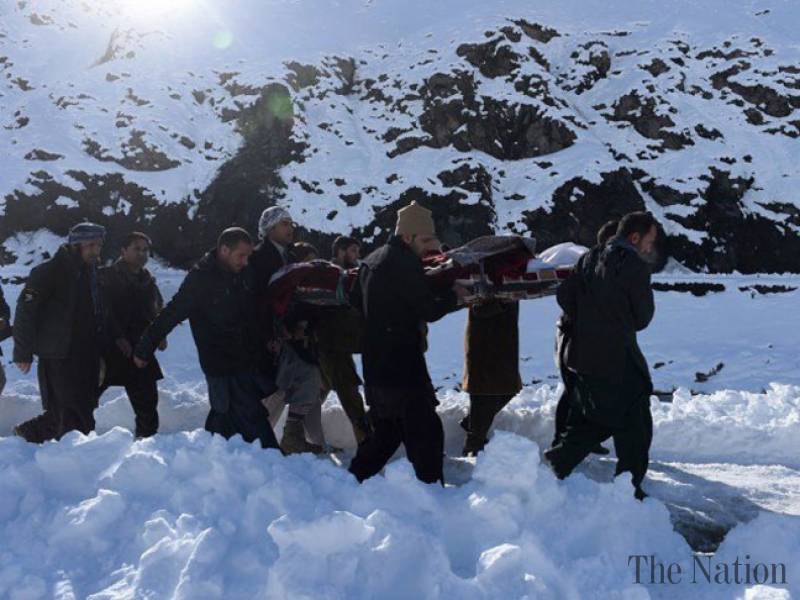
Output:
[318,235,370,445]
[551,219,619,453]
[13,223,106,443]
[0,281,11,397]
[460,300,522,456]
[134,228,279,450]
[544,212,658,500]
[349,202,466,484]
[249,206,295,376]
[98,232,166,438]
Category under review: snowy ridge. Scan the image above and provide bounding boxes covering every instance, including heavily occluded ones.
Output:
[1,0,799,270]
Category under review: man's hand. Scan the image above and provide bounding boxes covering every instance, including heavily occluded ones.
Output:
[116,338,133,358]
[452,283,470,305]
[157,339,168,352]
[133,356,149,369]
[15,362,31,374]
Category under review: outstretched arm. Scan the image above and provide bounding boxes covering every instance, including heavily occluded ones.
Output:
[401,262,457,324]
[134,271,199,365]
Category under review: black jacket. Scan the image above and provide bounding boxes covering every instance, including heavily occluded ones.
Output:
[0,283,10,353]
[250,240,287,300]
[249,239,289,373]
[556,238,654,386]
[353,236,457,390]
[134,250,267,377]
[99,260,164,384]
[13,245,104,363]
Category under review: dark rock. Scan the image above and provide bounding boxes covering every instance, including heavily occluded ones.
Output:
[521,168,667,270]
[512,20,560,44]
[695,362,725,383]
[643,58,670,77]
[652,282,725,296]
[456,39,521,79]
[739,285,798,295]
[609,91,694,149]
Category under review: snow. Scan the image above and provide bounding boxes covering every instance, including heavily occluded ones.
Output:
[2,0,800,595]
[2,0,799,244]
[1,266,799,597]
[0,429,797,598]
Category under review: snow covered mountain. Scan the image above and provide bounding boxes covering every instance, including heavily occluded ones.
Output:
[2,0,799,271]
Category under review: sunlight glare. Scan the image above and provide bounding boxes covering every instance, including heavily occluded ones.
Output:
[119,0,197,21]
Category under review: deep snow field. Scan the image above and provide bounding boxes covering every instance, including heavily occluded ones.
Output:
[1,255,798,599]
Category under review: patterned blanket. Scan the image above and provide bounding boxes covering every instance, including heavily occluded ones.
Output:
[264,238,587,315]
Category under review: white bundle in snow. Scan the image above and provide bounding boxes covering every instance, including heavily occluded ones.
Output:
[527,242,589,272]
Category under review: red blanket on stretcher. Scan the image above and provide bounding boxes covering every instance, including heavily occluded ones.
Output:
[265,236,574,316]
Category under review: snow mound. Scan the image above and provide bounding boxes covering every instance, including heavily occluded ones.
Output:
[1,427,795,599]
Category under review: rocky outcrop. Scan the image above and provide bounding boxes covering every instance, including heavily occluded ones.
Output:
[1,7,799,273]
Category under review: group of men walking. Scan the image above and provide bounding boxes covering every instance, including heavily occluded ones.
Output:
[1,201,659,498]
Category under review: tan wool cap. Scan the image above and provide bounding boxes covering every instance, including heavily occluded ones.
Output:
[395,201,435,237]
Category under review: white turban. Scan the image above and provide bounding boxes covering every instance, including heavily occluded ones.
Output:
[258,206,292,240]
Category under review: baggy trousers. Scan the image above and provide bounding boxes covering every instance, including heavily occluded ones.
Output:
[349,385,444,484]
[205,373,280,450]
[546,357,653,490]
[16,355,100,443]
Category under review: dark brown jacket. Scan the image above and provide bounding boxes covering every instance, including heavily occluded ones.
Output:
[99,260,164,385]
[462,300,522,396]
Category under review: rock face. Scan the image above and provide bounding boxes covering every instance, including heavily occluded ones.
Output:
[1,1,798,272]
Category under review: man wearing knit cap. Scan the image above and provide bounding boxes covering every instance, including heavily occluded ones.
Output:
[250,206,295,375]
[349,201,467,484]
[12,222,107,443]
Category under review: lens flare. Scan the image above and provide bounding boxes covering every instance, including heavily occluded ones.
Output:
[213,30,234,50]
[119,0,196,21]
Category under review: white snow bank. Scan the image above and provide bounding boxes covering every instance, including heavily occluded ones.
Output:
[0,428,795,599]
[3,381,799,472]
[439,383,800,470]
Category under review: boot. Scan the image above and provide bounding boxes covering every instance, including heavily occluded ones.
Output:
[590,444,610,455]
[543,446,569,480]
[462,432,488,457]
[352,415,372,446]
[459,414,470,433]
[281,419,317,455]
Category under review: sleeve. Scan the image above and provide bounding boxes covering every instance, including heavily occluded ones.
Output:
[134,270,199,361]
[348,267,365,316]
[627,260,655,331]
[555,254,584,319]
[400,261,457,324]
[99,269,124,341]
[12,261,57,363]
[0,284,10,342]
[0,285,9,322]
[153,280,165,312]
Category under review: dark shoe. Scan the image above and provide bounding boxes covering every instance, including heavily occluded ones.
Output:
[543,447,569,480]
[281,420,317,455]
[462,432,487,457]
[634,486,648,501]
[590,444,610,455]
[459,414,470,433]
